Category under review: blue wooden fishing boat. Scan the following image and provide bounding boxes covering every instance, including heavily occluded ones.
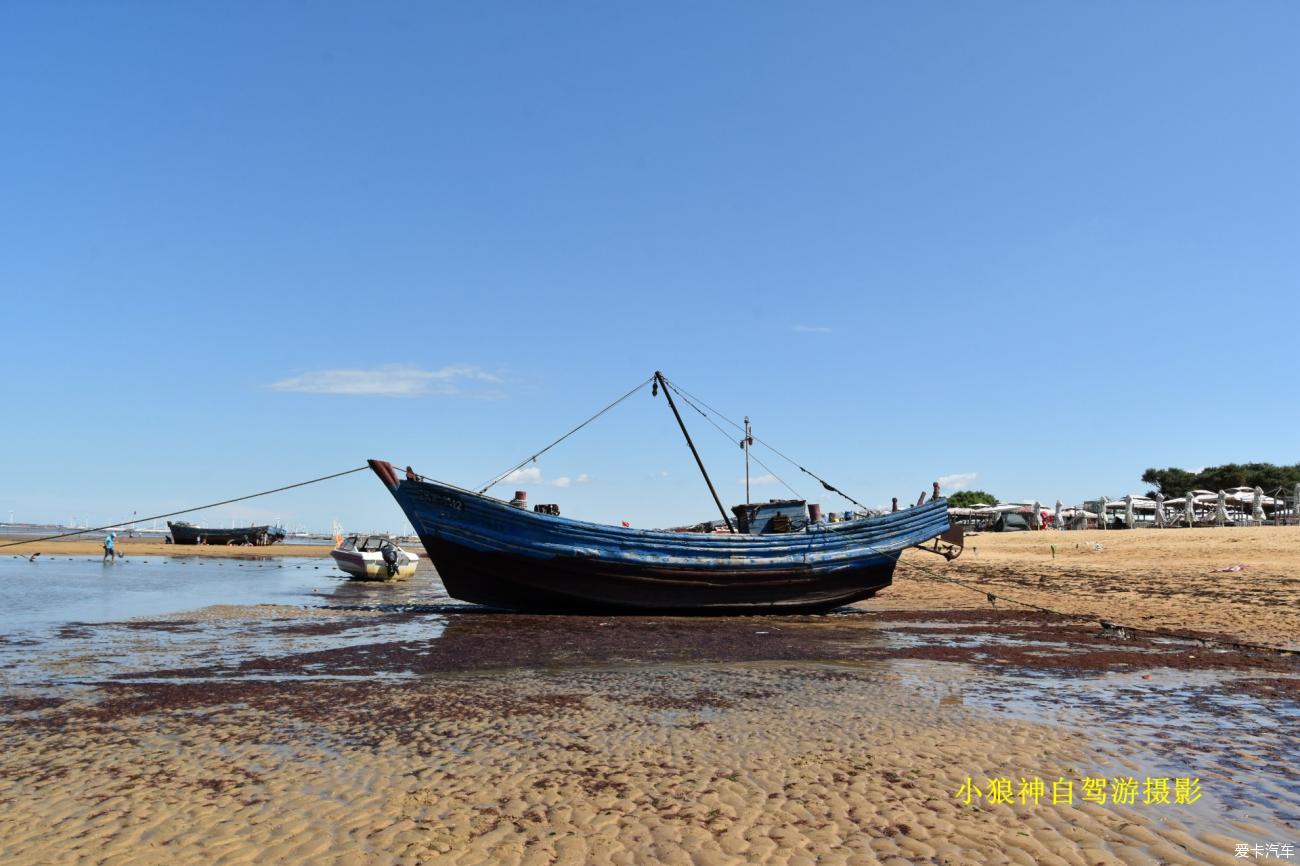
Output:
[366,371,959,614]
[368,459,951,613]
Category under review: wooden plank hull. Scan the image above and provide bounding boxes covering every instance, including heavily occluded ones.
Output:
[426,540,896,613]
[370,461,950,614]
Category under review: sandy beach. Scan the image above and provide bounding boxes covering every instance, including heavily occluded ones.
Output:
[892,527,1300,650]
[0,528,1295,866]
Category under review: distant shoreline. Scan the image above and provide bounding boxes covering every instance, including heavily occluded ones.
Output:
[1,537,337,559]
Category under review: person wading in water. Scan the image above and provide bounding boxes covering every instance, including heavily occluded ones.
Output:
[102,531,116,563]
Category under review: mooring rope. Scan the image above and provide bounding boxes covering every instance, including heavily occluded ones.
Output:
[0,466,371,549]
[476,375,655,494]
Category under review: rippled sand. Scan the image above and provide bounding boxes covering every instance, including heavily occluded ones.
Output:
[5,661,1285,866]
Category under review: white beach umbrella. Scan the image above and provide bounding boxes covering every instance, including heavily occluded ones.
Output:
[1252,486,1266,524]
[1031,500,1041,530]
[1154,493,1166,528]
[1184,491,1195,527]
[1123,494,1135,529]
[1099,496,1108,530]
[1054,499,1062,530]
[1215,490,1229,527]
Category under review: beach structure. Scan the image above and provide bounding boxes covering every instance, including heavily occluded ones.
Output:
[1056,506,1097,529]
[1050,486,1297,529]
[949,483,1300,533]
[948,503,1045,532]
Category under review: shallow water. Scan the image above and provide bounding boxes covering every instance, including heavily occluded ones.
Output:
[0,554,335,632]
[0,556,458,688]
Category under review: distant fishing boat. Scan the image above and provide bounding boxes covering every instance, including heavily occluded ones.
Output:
[366,372,960,613]
[167,521,286,546]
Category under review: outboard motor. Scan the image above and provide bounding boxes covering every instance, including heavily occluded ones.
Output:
[381,542,399,578]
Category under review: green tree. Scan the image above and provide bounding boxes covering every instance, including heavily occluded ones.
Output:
[1142,463,1300,497]
[948,490,999,508]
[1141,467,1198,497]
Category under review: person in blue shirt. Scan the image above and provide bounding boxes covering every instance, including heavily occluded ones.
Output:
[103,532,115,563]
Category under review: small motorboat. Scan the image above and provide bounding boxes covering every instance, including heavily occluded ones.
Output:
[330,534,419,580]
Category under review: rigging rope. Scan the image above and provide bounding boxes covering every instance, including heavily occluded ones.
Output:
[661,375,875,513]
[664,383,804,501]
[0,466,371,549]
[476,375,655,494]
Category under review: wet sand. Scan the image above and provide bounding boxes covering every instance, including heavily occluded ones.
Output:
[0,529,1296,865]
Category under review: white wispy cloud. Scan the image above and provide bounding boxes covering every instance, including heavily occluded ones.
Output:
[266,364,501,397]
[503,467,590,488]
[792,325,832,333]
[937,472,978,492]
[503,467,542,484]
[548,473,591,489]
[743,474,779,486]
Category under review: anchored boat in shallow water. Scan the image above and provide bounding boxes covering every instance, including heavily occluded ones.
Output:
[365,370,959,613]
[369,460,951,613]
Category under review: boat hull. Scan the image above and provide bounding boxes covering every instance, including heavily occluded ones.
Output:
[425,539,895,613]
[369,461,950,614]
[329,549,418,580]
[167,522,284,546]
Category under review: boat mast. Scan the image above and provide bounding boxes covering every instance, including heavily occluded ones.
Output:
[654,371,736,533]
[742,416,753,506]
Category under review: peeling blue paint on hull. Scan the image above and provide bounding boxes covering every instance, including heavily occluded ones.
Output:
[370,464,950,614]
[426,541,898,613]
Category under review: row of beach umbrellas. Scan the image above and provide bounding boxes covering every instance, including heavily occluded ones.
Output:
[1067,484,1298,528]
[955,484,1299,529]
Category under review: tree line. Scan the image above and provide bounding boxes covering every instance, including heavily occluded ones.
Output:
[1141,463,1300,497]
[946,490,998,508]
[938,463,1298,508]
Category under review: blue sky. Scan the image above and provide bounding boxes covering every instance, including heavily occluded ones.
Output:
[3,2,1297,533]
